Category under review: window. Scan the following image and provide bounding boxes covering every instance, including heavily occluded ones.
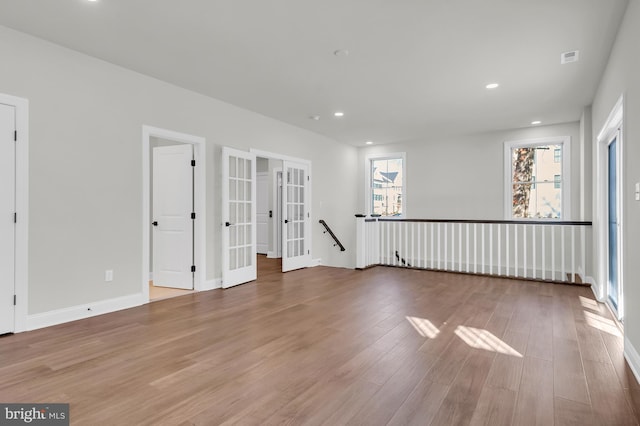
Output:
[504,137,570,219]
[366,153,406,217]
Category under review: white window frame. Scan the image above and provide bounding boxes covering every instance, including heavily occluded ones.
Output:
[503,136,571,220]
[365,152,407,217]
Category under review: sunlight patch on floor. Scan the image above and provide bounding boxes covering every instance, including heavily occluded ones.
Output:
[583,310,622,336]
[406,316,440,338]
[455,325,523,357]
[579,296,600,311]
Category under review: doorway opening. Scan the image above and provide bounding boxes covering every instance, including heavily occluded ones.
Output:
[142,126,206,303]
[250,150,312,278]
[220,148,311,288]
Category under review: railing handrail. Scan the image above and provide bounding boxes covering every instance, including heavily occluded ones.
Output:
[359,216,592,226]
[319,220,346,251]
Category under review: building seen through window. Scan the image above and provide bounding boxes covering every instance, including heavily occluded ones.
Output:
[371,158,403,216]
[511,144,563,218]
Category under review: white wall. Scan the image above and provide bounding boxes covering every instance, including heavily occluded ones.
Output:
[591,0,640,360]
[358,122,582,220]
[0,25,358,316]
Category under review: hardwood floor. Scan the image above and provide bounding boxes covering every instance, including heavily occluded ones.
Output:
[149,281,194,302]
[1,259,639,425]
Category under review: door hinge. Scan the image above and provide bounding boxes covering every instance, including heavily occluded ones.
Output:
[191,212,196,220]
[13,295,16,306]
[307,176,310,181]
[191,160,196,167]
[14,131,17,141]
[14,212,17,223]
[191,265,196,273]
[308,250,310,254]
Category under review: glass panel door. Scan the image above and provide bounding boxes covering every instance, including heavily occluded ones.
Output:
[222,147,257,288]
[282,161,311,272]
[608,136,620,313]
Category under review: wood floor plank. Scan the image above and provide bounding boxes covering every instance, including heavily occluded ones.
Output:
[553,336,590,404]
[513,357,555,426]
[484,330,528,391]
[1,258,637,425]
[469,387,517,426]
[554,397,596,426]
[429,349,495,426]
[583,359,638,425]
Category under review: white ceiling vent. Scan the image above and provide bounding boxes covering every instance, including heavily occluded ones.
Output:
[561,50,579,64]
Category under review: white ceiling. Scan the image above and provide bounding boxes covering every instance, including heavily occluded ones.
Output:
[0,0,630,145]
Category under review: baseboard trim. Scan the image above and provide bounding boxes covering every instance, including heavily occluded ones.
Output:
[585,275,605,302]
[624,336,640,386]
[202,278,222,290]
[267,251,280,259]
[310,258,322,267]
[26,293,145,331]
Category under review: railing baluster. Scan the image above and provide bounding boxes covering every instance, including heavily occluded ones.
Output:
[541,225,546,280]
[451,223,455,272]
[551,226,556,281]
[423,223,427,269]
[571,226,576,283]
[458,223,462,272]
[581,226,586,284]
[489,224,493,275]
[561,226,566,282]
[481,224,485,274]
[436,223,441,269]
[497,224,502,276]
[532,225,537,279]
[473,223,478,274]
[430,223,435,269]
[506,224,510,276]
[444,223,448,270]
[466,223,470,273]
[515,224,519,278]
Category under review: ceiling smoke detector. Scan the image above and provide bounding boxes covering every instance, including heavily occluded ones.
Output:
[561,50,579,64]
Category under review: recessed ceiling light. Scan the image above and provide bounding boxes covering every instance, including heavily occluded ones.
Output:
[366,141,373,145]
[334,112,344,117]
[531,120,542,125]
[334,49,350,57]
[309,115,320,121]
[485,83,499,89]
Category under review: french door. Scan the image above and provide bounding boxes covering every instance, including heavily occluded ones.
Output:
[608,133,622,317]
[282,161,311,272]
[222,147,257,287]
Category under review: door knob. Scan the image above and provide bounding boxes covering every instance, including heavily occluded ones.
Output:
[284,219,289,224]
[225,222,232,227]
[152,221,158,227]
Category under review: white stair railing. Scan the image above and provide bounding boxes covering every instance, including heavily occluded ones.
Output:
[356,216,592,284]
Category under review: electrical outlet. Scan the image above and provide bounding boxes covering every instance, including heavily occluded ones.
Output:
[105,270,113,282]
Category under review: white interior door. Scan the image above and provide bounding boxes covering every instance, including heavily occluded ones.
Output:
[256,172,269,255]
[222,147,257,288]
[282,161,311,272]
[0,103,15,334]
[152,144,194,289]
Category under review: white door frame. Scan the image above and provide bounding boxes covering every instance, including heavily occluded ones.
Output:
[595,95,624,319]
[0,93,28,333]
[142,126,206,302]
[269,168,283,258]
[250,149,312,268]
